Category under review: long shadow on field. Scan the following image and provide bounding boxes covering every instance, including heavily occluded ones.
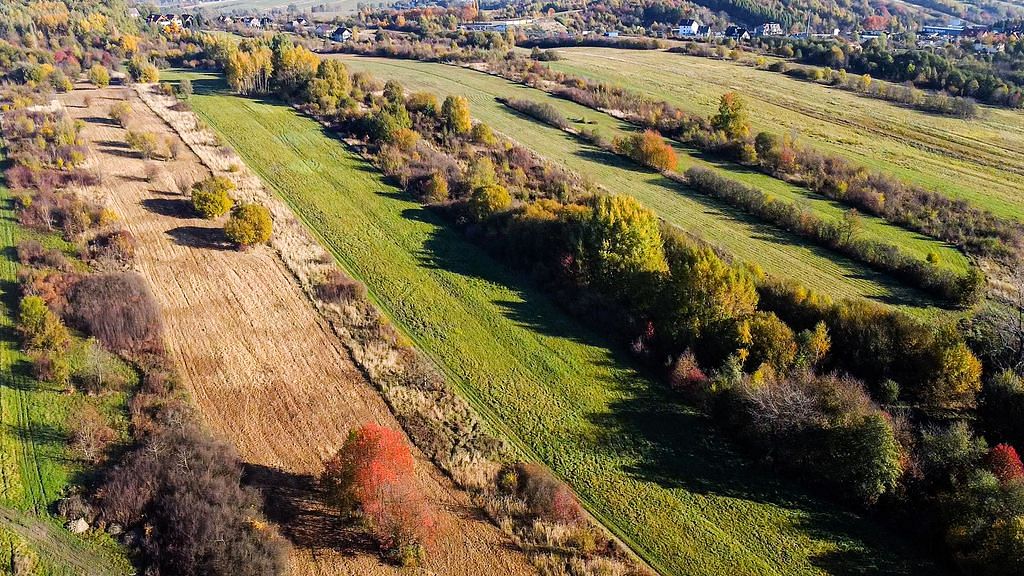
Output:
[166,226,232,251]
[81,116,119,127]
[142,198,194,218]
[593,377,943,575]
[243,464,379,557]
[409,196,941,576]
[414,214,613,348]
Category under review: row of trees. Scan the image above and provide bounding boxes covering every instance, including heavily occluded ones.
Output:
[334,66,1024,572]
[501,92,982,306]
[767,36,1024,108]
[491,54,1022,277]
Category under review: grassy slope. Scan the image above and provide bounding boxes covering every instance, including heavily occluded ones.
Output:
[0,160,132,574]
[175,70,943,576]
[335,56,956,317]
[545,48,1024,221]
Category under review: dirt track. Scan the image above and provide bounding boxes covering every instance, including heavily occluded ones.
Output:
[61,86,534,576]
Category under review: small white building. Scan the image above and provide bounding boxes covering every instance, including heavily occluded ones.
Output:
[331,27,352,42]
[677,19,701,36]
[755,22,784,36]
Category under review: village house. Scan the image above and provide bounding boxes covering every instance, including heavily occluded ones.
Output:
[755,22,784,36]
[677,19,700,37]
[331,27,352,42]
[724,25,750,40]
[973,41,1005,54]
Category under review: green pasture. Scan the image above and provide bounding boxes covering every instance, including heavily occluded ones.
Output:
[170,69,947,576]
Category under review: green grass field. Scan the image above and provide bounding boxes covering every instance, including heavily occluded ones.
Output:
[172,69,946,576]
[0,159,133,574]
[332,56,960,316]
[545,48,1024,221]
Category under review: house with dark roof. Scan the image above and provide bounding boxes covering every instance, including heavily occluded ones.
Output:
[724,25,750,40]
[331,27,352,42]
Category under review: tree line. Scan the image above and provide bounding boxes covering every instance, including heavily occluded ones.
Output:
[490,55,1023,277]
[502,94,984,306]
[189,32,1024,573]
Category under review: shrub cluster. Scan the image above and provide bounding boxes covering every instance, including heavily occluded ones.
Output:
[501,97,570,129]
[191,175,236,218]
[99,427,288,576]
[684,166,984,306]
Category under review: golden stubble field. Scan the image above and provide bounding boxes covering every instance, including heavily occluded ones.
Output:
[60,85,535,576]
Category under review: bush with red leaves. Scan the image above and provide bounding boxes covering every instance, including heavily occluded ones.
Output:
[314,269,367,305]
[987,443,1024,484]
[322,424,434,565]
[514,462,583,524]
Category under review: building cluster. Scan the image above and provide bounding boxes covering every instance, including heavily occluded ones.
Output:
[673,19,833,40]
[145,13,197,30]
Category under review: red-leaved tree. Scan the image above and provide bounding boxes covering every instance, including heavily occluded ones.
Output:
[323,424,434,565]
[987,443,1024,484]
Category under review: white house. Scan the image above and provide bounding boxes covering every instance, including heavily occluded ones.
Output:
[677,19,700,36]
[755,22,784,36]
[331,27,352,42]
[604,30,619,38]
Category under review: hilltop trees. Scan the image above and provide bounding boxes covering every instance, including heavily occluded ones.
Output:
[711,92,750,139]
[225,40,273,95]
[573,194,667,296]
[307,60,353,114]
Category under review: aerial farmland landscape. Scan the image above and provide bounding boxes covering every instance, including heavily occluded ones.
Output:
[2,1,1024,575]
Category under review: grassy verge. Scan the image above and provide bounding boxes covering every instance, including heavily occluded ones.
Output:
[171,69,945,576]
[332,56,958,318]
[544,48,1024,221]
[0,155,133,574]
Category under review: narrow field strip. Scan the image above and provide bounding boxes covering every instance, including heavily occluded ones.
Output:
[72,84,535,576]
[544,48,1024,220]
[177,71,944,576]
[333,56,953,317]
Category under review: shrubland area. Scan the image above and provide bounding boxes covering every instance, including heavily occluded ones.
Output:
[2,2,1024,576]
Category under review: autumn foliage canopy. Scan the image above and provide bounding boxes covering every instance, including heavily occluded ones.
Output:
[987,443,1024,484]
[323,424,434,564]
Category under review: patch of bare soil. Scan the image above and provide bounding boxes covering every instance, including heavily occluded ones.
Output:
[61,86,534,576]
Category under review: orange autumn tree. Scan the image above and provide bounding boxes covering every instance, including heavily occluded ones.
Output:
[322,423,435,566]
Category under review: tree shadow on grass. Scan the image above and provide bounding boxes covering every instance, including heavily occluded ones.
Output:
[399,194,945,575]
[242,464,379,558]
[588,370,948,575]
[5,420,68,448]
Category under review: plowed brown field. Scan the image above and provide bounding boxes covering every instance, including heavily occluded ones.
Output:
[61,86,534,576]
